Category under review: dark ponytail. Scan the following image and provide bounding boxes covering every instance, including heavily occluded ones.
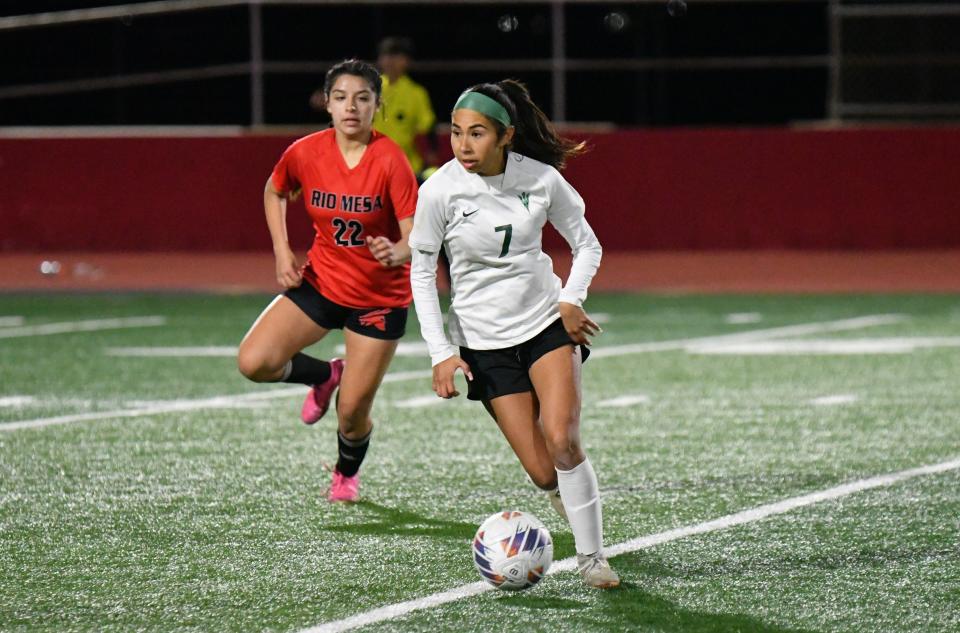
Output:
[463,79,585,170]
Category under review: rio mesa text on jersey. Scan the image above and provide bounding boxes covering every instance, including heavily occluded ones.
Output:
[310,190,384,213]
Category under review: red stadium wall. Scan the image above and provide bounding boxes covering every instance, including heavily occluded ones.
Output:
[2,128,959,252]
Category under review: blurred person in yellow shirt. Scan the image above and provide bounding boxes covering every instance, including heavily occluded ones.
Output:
[375,37,438,181]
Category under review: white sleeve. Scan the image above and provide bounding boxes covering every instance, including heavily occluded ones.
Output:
[547,171,603,307]
[408,182,448,254]
[410,249,457,366]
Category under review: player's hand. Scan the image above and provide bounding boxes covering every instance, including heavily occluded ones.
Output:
[433,355,473,399]
[559,302,601,346]
[274,247,302,289]
[366,235,406,267]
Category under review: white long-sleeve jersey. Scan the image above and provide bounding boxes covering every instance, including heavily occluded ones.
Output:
[409,152,602,366]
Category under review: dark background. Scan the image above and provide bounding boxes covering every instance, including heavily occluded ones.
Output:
[1,0,957,127]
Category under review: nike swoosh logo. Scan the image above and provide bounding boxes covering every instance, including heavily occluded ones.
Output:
[463,209,479,217]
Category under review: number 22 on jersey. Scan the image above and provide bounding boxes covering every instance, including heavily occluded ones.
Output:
[332,218,365,246]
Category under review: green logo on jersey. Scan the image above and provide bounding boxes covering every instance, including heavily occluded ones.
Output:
[518,192,530,211]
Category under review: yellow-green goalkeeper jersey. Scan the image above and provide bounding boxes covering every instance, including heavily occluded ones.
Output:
[374,74,436,174]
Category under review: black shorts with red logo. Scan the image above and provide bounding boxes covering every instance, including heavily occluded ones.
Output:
[284,281,407,341]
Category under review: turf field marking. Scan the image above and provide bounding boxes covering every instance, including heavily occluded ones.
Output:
[0,396,36,407]
[595,395,650,407]
[0,371,434,432]
[810,394,859,406]
[0,316,166,339]
[0,315,901,432]
[687,337,960,356]
[124,399,268,410]
[106,330,950,361]
[105,345,431,358]
[0,388,308,431]
[301,455,960,633]
[725,312,763,324]
[0,316,25,327]
[338,330,617,358]
[336,342,429,357]
[590,314,905,358]
[393,395,449,409]
[381,370,434,384]
[106,346,237,357]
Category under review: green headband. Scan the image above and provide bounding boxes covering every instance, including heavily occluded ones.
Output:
[453,91,512,128]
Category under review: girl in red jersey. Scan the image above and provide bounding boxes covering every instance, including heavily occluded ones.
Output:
[237,60,418,502]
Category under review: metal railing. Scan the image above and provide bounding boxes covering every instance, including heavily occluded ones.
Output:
[2,0,956,124]
[828,1,960,120]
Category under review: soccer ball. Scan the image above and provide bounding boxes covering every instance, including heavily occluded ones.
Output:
[472,510,553,591]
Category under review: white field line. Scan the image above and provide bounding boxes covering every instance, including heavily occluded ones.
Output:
[105,332,949,361]
[0,316,166,339]
[0,316,25,327]
[0,315,902,432]
[811,394,859,406]
[0,396,36,407]
[106,346,237,357]
[0,387,308,431]
[725,312,763,324]
[302,455,960,633]
[108,343,483,360]
[0,371,434,432]
[381,370,433,384]
[393,395,447,409]
[688,337,960,356]
[124,399,268,410]
[595,395,650,408]
[336,342,428,357]
[589,314,905,358]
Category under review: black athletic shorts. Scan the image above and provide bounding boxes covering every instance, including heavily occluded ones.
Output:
[284,281,407,341]
[459,318,590,402]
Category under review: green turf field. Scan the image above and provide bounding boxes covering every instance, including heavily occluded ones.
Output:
[1,292,958,632]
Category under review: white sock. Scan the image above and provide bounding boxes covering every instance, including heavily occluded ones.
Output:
[556,457,603,556]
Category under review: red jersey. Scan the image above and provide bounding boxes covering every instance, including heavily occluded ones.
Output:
[271,129,418,308]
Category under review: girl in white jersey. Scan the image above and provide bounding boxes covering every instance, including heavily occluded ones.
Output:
[408,80,618,589]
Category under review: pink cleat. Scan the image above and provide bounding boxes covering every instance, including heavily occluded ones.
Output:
[327,469,360,502]
[300,358,344,425]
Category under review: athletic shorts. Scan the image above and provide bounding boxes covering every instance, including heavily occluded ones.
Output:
[284,281,407,341]
[459,318,590,402]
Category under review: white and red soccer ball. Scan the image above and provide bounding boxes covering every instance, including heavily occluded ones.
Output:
[472,510,553,591]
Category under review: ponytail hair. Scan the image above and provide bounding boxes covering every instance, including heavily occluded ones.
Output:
[459,80,586,170]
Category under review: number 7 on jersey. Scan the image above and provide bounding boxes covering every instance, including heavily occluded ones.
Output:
[495,224,512,257]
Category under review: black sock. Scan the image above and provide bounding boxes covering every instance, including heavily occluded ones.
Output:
[336,430,371,477]
[282,353,331,385]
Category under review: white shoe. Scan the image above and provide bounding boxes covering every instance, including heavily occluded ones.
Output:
[577,552,620,589]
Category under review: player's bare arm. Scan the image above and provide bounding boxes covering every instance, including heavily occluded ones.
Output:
[366,217,414,267]
[432,354,473,399]
[558,301,600,346]
[263,177,302,288]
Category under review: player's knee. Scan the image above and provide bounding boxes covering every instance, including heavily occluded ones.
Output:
[236,345,279,382]
[543,425,582,469]
[528,469,559,490]
[336,393,373,429]
[552,451,585,472]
